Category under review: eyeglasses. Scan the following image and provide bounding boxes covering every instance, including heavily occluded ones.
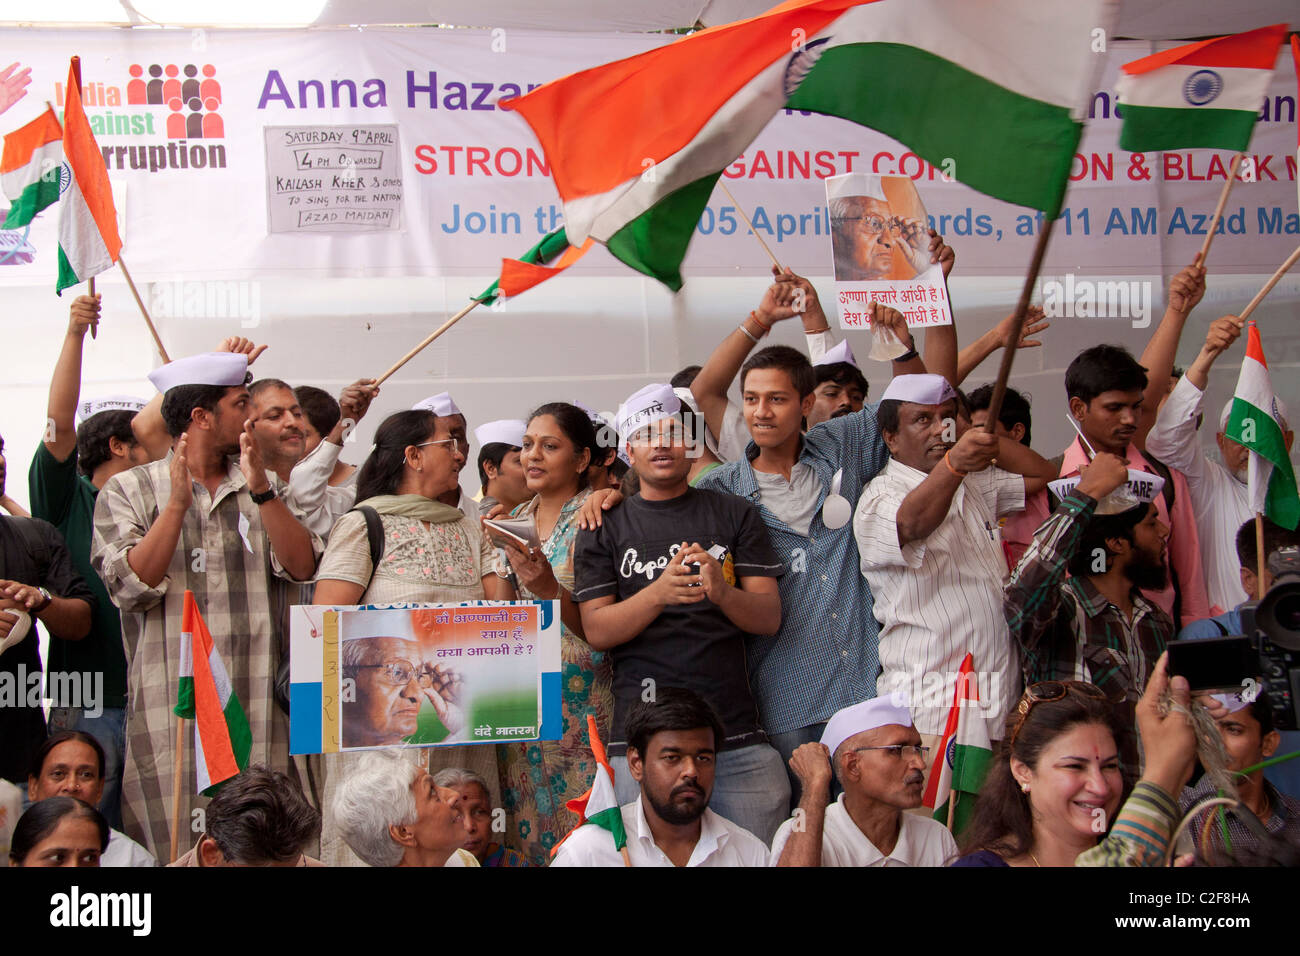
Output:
[346,659,433,688]
[853,745,931,761]
[414,438,458,451]
[1008,680,1111,747]
[832,214,899,235]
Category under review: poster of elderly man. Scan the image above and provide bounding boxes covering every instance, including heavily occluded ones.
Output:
[826,173,954,342]
[288,602,561,755]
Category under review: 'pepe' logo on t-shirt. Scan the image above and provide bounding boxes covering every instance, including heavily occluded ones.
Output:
[618,544,684,580]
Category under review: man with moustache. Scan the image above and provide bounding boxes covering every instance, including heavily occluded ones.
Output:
[771,697,957,866]
[855,374,1056,762]
[551,688,769,867]
[1005,452,1175,782]
[808,340,869,428]
[91,351,322,858]
[829,184,930,282]
[247,379,309,483]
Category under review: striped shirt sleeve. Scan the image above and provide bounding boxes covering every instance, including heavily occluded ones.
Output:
[90,467,170,614]
[1075,782,1178,867]
[1004,492,1096,659]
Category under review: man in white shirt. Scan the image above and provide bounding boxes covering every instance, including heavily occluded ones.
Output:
[854,374,1056,757]
[1144,313,1293,611]
[551,688,769,867]
[771,697,957,866]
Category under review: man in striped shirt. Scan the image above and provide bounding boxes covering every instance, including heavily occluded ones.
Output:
[1005,453,1175,782]
[855,374,1056,766]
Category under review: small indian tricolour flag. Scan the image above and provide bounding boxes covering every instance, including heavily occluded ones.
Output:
[1,106,62,228]
[472,226,594,304]
[554,714,627,861]
[175,590,252,795]
[1225,323,1300,531]
[923,653,992,836]
[1117,23,1287,153]
[57,56,122,294]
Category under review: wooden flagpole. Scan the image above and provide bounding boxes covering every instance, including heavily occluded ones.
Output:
[169,717,185,863]
[1197,153,1243,265]
[1237,243,1300,321]
[718,182,784,272]
[375,299,482,386]
[86,277,97,338]
[114,256,170,362]
[982,219,1057,427]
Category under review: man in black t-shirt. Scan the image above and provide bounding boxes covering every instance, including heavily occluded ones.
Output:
[574,383,789,844]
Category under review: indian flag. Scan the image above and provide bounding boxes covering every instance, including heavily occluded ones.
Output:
[174,590,252,795]
[473,227,594,303]
[1,107,62,228]
[554,714,627,859]
[923,653,992,836]
[57,56,121,294]
[503,0,1111,290]
[1117,23,1287,153]
[1225,323,1299,531]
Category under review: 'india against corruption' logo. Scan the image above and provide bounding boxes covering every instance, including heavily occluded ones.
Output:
[1183,69,1223,106]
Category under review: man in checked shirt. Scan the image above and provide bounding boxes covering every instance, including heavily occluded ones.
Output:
[1006,451,1174,784]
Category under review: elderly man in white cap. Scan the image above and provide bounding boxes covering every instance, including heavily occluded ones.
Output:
[828,175,930,283]
[573,382,789,843]
[91,348,323,860]
[1145,313,1295,611]
[473,419,528,518]
[855,374,1056,774]
[771,696,957,866]
[26,292,151,828]
[412,392,471,513]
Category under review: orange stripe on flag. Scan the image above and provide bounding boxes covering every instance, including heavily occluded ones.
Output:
[1121,23,1287,75]
[0,106,61,174]
[182,592,240,785]
[501,0,859,200]
[63,56,121,260]
[1245,322,1267,367]
[498,238,593,296]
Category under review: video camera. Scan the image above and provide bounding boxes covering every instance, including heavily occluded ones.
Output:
[1167,546,1300,730]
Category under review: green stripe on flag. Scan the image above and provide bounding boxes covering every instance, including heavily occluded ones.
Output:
[1227,399,1300,530]
[606,173,720,291]
[55,244,80,294]
[586,804,627,851]
[1118,103,1257,153]
[473,226,573,301]
[3,175,60,229]
[175,676,195,719]
[786,43,1081,217]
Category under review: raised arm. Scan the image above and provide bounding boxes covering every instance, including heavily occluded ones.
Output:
[691,269,828,447]
[1136,258,1206,449]
[919,229,958,387]
[895,429,998,546]
[239,421,317,582]
[955,305,1050,386]
[44,295,101,463]
[776,743,833,867]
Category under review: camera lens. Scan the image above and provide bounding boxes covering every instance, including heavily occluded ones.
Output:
[1275,593,1300,632]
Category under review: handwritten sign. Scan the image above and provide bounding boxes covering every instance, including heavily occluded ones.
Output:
[264,125,403,233]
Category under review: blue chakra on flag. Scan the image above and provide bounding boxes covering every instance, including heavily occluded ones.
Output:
[945,735,956,768]
[56,162,72,197]
[1183,70,1223,106]
[783,36,831,99]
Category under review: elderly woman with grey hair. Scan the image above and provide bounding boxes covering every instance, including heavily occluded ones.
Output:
[333,750,477,867]
[433,767,528,867]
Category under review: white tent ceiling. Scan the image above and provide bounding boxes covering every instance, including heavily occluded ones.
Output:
[0,0,1294,37]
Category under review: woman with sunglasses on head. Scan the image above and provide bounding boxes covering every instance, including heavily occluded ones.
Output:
[491,402,615,866]
[952,680,1124,867]
[314,408,514,866]
[954,653,1208,867]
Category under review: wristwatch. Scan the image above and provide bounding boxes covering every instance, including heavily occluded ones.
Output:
[893,347,919,362]
[32,587,52,614]
[250,487,277,505]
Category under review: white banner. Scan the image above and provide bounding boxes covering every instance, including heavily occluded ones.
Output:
[0,27,1296,286]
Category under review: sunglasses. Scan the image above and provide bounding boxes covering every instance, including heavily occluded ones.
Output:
[1008,680,1113,748]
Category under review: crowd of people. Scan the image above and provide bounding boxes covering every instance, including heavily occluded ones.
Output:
[3,227,1299,868]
